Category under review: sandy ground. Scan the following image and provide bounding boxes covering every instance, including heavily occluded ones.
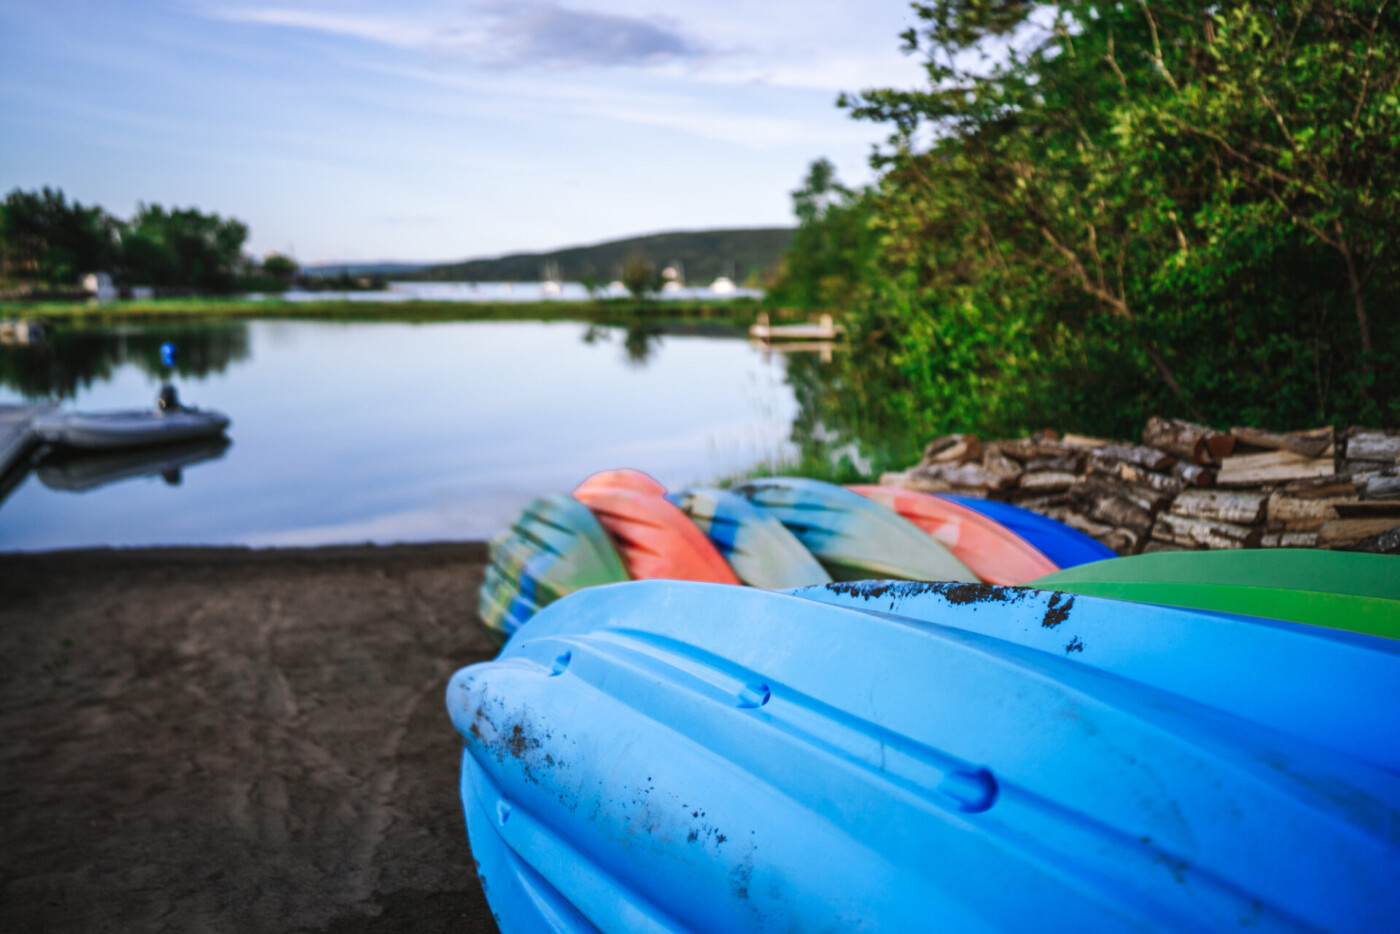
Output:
[0,543,500,933]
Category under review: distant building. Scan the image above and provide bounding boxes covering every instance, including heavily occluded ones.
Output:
[80,271,119,302]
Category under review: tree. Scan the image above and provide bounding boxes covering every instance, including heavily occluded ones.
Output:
[620,254,662,299]
[814,0,1400,433]
[261,252,298,284]
[0,187,120,285]
[121,204,249,291]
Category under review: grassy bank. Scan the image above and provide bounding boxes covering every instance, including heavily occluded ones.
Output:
[1,295,782,329]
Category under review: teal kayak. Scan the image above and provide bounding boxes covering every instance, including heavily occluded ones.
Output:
[478,493,629,641]
[732,477,977,582]
[668,487,830,590]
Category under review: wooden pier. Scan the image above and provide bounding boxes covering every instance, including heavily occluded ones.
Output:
[0,403,55,478]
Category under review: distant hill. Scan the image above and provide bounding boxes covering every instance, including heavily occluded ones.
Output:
[407,227,794,284]
[301,261,432,277]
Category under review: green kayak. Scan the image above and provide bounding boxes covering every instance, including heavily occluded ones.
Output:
[1032,549,1400,641]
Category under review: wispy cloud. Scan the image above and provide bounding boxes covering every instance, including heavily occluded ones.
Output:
[210,2,709,69]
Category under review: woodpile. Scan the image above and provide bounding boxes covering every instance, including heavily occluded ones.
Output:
[881,421,1400,555]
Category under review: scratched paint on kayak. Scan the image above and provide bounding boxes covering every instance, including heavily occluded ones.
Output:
[448,580,1400,932]
[477,493,628,641]
[849,485,1057,585]
[573,487,740,584]
[668,487,831,590]
[732,477,977,583]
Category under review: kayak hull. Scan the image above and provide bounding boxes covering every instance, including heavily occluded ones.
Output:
[940,494,1116,569]
[668,487,831,590]
[449,581,1400,933]
[850,484,1058,585]
[734,477,977,583]
[574,487,740,584]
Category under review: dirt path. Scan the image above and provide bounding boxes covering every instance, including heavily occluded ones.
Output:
[0,543,500,933]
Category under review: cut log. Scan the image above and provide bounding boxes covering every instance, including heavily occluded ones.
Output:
[1142,417,1235,464]
[905,460,1017,492]
[1317,518,1400,549]
[1345,460,1392,477]
[1093,443,1175,471]
[919,434,982,466]
[1172,489,1267,525]
[1087,456,1186,495]
[1068,481,1155,534]
[1009,493,1072,512]
[1229,425,1334,458]
[1346,430,1400,463]
[1217,450,1333,486]
[982,449,1024,487]
[1354,525,1400,555]
[1335,501,1400,518]
[1171,462,1216,488]
[1365,475,1400,500]
[1282,474,1361,498]
[1266,493,1357,531]
[1142,539,1196,553]
[1061,433,1109,449]
[1260,531,1319,548]
[1018,471,1079,493]
[1024,455,1083,473]
[1152,513,1262,549]
[1000,439,1075,462]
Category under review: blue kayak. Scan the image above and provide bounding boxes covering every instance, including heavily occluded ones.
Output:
[667,487,830,590]
[448,581,1400,932]
[940,494,1116,568]
[733,477,977,582]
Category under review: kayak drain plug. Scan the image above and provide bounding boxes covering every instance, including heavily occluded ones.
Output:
[938,768,999,813]
[550,652,572,676]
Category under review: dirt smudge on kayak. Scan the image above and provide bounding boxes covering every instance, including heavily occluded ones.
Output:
[1064,637,1084,653]
[1041,592,1074,628]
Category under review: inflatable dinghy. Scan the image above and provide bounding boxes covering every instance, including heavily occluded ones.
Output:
[33,386,229,451]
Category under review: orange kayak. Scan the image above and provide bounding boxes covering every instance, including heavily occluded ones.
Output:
[575,468,668,498]
[849,485,1058,585]
[574,486,741,585]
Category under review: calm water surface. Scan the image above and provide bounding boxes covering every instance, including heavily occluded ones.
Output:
[0,319,801,551]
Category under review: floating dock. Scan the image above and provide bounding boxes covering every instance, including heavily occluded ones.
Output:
[748,312,845,341]
[0,403,57,477]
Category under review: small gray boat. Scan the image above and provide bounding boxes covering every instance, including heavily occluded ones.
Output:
[32,386,230,451]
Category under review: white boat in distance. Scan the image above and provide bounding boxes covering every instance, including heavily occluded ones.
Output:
[33,391,231,451]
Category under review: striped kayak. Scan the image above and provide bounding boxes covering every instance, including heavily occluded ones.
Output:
[940,494,1116,568]
[574,485,740,585]
[668,487,831,590]
[447,581,1400,932]
[850,485,1058,585]
[1033,550,1400,641]
[733,477,977,583]
[478,493,628,642]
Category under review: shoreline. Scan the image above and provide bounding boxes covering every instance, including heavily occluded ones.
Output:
[1,540,501,932]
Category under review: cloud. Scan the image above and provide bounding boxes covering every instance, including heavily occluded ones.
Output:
[210,2,708,69]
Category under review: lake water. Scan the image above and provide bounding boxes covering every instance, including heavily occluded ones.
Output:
[0,319,804,551]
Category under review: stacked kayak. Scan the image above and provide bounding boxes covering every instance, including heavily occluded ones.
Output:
[1034,549,1400,641]
[480,470,1103,639]
[448,571,1400,932]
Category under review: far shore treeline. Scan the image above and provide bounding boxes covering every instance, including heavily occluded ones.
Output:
[768,0,1400,447]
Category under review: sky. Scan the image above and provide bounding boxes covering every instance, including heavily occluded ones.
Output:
[0,0,928,264]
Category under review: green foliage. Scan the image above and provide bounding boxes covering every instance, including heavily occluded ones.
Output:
[782,0,1400,442]
[0,188,120,285]
[261,253,298,281]
[122,204,248,291]
[0,188,250,293]
[620,254,663,299]
[764,160,879,311]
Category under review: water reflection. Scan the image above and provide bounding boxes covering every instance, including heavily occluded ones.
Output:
[0,322,250,399]
[36,438,231,492]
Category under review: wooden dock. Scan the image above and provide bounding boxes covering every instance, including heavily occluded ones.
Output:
[749,312,845,341]
[0,403,55,477]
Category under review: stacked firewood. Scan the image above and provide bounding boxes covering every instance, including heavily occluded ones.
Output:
[880,418,1400,555]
